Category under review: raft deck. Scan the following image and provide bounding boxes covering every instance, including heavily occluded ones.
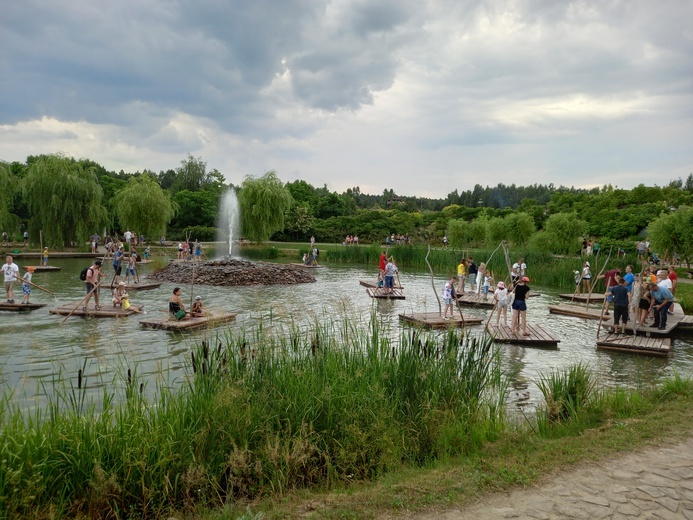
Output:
[366,287,405,300]
[399,311,483,329]
[0,302,47,312]
[290,263,322,268]
[678,315,693,330]
[139,311,237,330]
[108,282,162,291]
[601,306,684,336]
[50,302,144,318]
[548,304,608,320]
[597,333,671,356]
[485,324,560,346]
[360,280,403,289]
[22,265,61,272]
[455,293,495,308]
[558,293,606,302]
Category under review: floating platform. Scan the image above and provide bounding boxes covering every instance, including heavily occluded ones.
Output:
[366,287,405,300]
[360,280,403,289]
[601,306,684,336]
[455,293,495,308]
[50,302,144,318]
[679,315,693,330]
[597,333,671,356]
[558,293,605,302]
[548,304,608,320]
[108,282,162,291]
[139,311,237,330]
[22,265,61,272]
[0,302,47,312]
[486,324,560,346]
[399,311,483,329]
[289,263,323,268]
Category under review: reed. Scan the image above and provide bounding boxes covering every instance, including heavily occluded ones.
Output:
[0,317,507,518]
[237,245,280,259]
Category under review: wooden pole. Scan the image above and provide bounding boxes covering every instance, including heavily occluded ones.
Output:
[20,277,55,296]
[63,278,104,322]
[424,245,442,317]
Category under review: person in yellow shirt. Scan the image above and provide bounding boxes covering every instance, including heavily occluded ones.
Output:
[457,258,467,293]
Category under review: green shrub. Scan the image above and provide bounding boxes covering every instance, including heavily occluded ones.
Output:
[180,225,218,241]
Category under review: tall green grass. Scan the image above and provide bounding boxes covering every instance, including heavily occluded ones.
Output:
[0,318,507,518]
[535,363,597,434]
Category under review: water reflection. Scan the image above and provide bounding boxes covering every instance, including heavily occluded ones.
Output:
[0,258,691,411]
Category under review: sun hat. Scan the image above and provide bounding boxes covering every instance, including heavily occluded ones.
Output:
[522,276,530,282]
[118,281,126,286]
[497,281,505,289]
[585,261,590,266]
[195,296,201,300]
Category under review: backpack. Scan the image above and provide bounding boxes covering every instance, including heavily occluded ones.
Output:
[79,266,92,281]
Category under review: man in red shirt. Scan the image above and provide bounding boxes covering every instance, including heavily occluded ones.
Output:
[668,265,678,315]
[597,267,621,316]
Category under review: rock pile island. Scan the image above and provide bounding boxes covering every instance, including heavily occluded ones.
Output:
[149,258,316,286]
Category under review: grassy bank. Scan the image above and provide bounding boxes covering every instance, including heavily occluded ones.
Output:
[1,313,692,519]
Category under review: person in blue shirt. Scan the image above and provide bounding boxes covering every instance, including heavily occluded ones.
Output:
[608,278,630,334]
[622,265,636,296]
[648,282,674,330]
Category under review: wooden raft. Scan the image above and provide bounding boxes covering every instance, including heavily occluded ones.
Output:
[290,263,322,268]
[548,304,608,320]
[602,306,684,336]
[0,302,47,312]
[558,293,605,302]
[455,293,495,308]
[366,287,405,300]
[399,312,483,329]
[597,334,671,357]
[108,282,162,291]
[50,302,144,318]
[140,311,237,331]
[22,265,61,272]
[678,315,693,330]
[485,324,560,346]
[359,280,403,289]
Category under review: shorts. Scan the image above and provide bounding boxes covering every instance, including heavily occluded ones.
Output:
[638,298,650,310]
[483,286,489,295]
[113,265,122,275]
[512,299,527,311]
[22,284,31,295]
[613,305,628,325]
[85,282,97,294]
[385,276,394,288]
[606,293,614,303]
[444,297,452,305]
[4,281,15,292]
[497,301,508,309]
[126,268,136,275]
[173,309,187,320]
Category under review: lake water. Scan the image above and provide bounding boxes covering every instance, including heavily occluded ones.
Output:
[1,257,691,412]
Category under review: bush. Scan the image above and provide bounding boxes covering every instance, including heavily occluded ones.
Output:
[180,226,218,242]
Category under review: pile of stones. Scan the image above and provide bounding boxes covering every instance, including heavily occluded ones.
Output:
[148,258,316,286]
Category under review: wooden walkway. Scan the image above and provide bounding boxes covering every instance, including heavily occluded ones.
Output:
[548,303,608,320]
[50,302,144,318]
[140,311,237,330]
[486,324,560,346]
[22,265,61,272]
[366,287,405,300]
[597,334,671,356]
[558,293,606,302]
[679,315,693,330]
[0,302,47,312]
[399,311,483,329]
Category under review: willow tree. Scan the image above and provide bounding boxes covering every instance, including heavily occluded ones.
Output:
[0,161,18,232]
[238,170,293,242]
[113,174,177,239]
[23,154,108,247]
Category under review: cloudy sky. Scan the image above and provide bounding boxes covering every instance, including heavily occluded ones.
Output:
[1,0,691,198]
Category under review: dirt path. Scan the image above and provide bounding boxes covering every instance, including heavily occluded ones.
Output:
[413,437,693,519]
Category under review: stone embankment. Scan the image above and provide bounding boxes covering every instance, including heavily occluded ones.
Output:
[148,258,316,286]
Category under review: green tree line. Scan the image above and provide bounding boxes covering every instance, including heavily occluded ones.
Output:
[1,153,691,261]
